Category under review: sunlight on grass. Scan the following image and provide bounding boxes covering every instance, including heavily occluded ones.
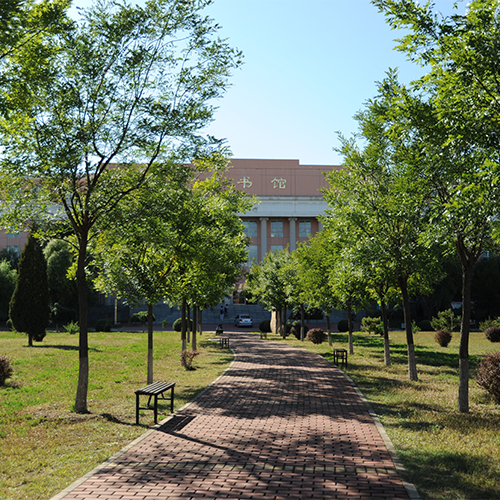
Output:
[0,329,232,500]
[266,329,500,500]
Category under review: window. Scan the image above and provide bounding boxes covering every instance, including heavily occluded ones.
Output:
[299,221,311,237]
[7,232,20,238]
[270,220,283,237]
[7,245,20,257]
[270,245,283,252]
[247,245,258,265]
[243,221,258,237]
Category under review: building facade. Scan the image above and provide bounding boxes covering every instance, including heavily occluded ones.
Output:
[227,158,340,264]
[0,231,28,259]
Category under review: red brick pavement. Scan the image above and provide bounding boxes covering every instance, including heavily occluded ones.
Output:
[51,332,419,500]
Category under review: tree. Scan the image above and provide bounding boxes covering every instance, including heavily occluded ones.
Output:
[296,234,340,345]
[0,247,20,270]
[0,0,70,115]
[324,239,370,355]
[0,260,17,321]
[9,233,50,346]
[94,157,251,381]
[324,73,440,379]
[44,240,78,307]
[0,1,69,57]
[373,0,500,411]
[246,249,295,337]
[0,0,242,413]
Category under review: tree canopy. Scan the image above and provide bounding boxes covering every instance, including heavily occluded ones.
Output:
[373,0,500,411]
[0,0,243,413]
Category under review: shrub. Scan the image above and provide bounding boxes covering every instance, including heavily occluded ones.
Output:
[162,319,169,329]
[95,318,112,332]
[434,330,452,347]
[417,319,434,332]
[412,320,421,334]
[130,311,154,324]
[337,319,349,332]
[180,350,199,370]
[6,318,14,332]
[259,319,271,333]
[361,317,383,336]
[480,317,500,331]
[63,321,79,335]
[0,355,13,385]
[290,322,309,340]
[306,328,325,344]
[173,318,192,332]
[476,351,500,404]
[485,326,500,343]
[431,309,459,332]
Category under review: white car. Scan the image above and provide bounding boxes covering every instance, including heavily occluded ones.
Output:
[234,314,253,327]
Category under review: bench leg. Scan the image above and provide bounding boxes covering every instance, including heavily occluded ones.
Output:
[154,395,158,424]
[136,394,140,425]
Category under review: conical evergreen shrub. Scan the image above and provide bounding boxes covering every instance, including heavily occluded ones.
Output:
[9,233,50,346]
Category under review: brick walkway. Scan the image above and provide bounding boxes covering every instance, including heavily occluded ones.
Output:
[52,332,419,500]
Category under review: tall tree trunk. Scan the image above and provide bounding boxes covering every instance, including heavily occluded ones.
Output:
[74,229,89,413]
[283,306,287,338]
[186,304,191,344]
[347,299,354,355]
[192,305,197,351]
[198,309,203,335]
[300,303,306,341]
[380,299,391,367]
[181,297,187,351]
[398,275,418,381]
[326,313,332,346]
[278,308,283,338]
[147,302,153,384]
[456,237,480,413]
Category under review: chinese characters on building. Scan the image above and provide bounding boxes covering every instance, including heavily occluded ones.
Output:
[237,176,287,189]
[237,176,253,188]
[271,177,286,189]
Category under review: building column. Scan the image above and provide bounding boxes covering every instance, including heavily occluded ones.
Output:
[259,217,268,260]
[289,218,297,251]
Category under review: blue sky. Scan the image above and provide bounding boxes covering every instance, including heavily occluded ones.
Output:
[70,0,466,165]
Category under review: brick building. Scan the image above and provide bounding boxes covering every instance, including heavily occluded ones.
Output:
[227,158,340,264]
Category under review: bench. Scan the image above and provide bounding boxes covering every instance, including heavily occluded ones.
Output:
[333,348,348,368]
[135,381,175,425]
[218,337,230,349]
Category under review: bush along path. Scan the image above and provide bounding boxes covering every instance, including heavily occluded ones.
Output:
[51,332,418,500]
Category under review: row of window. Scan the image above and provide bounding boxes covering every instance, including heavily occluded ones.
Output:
[242,220,311,238]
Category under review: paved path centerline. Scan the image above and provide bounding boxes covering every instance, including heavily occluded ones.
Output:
[51,332,419,500]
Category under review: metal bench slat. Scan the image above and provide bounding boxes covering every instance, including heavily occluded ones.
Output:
[135,382,174,395]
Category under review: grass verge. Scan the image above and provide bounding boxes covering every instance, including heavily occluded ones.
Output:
[264,329,500,500]
[0,329,232,500]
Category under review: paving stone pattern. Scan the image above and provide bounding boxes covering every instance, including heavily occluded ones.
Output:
[55,333,412,499]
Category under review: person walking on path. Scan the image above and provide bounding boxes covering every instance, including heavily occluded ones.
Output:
[52,332,418,500]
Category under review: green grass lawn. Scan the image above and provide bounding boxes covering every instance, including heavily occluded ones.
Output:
[2,328,500,499]
[266,329,500,500]
[0,329,233,500]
